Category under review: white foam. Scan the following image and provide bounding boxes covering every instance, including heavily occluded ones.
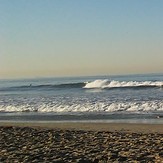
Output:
[0,101,163,113]
[84,80,163,89]
[84,80,109,88]
[0,105,33,112]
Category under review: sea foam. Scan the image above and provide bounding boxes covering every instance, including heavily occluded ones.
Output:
[0,101,163,113]
[84,80,163,89]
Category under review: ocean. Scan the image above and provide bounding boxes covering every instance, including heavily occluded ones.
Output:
[0,74,163,123]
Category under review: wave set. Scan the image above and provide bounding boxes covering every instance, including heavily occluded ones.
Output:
[0,80,163,92]
[0,78,163,113]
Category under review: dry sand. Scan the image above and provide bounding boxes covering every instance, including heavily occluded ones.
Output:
[0,122,163,162]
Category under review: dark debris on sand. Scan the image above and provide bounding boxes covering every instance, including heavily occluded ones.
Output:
[0,126,163,163]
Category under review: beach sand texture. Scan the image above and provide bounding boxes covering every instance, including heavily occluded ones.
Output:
[0,123,163,162]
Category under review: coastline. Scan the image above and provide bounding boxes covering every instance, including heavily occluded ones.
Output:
[0,122,163,133]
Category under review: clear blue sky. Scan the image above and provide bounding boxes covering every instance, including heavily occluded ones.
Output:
[0,0,163,78]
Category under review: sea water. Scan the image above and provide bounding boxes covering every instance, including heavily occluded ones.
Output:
[0,74,163,123]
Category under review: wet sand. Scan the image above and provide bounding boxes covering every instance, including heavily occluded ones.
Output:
[0,122,163,133]
[0,122,163,162]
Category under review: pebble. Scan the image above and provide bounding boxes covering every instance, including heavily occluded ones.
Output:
[0,126,162,162]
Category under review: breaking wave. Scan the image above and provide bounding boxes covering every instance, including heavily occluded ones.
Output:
[0,101,163,113]
[84,80,163,89]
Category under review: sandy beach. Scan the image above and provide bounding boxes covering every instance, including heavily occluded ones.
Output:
[0,122,163,162]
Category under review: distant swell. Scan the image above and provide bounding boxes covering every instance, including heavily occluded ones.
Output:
[26,82,85,89]
[84,80,163,89]
[0,83,85,92]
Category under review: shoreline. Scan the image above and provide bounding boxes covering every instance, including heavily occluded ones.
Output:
[0,122,163,133]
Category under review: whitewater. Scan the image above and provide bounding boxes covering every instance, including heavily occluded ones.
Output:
[84,80,163,89]
[0,74,163,123]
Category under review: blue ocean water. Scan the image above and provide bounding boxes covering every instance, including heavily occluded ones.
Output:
[0,74,163,123]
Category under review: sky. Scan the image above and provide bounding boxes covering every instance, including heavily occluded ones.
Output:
[0,0,163,79]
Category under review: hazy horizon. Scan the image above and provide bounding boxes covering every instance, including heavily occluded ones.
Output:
[1,0,163,79]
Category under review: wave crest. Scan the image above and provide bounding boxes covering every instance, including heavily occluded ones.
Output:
[84,80,163,89]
